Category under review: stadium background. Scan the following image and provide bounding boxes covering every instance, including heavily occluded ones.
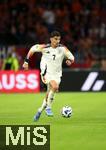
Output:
[0,0,106,92]
[0,0,106,150]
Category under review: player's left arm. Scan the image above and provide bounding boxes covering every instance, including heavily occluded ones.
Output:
[64,46,75,66]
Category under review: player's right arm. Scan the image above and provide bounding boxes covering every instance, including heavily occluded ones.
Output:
[23,44,45,70]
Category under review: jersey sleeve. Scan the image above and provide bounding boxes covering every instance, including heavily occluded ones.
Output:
[63,46,74,62]
[30,44,45,53]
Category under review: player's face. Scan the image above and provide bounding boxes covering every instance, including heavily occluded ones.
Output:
[50,36,61,47]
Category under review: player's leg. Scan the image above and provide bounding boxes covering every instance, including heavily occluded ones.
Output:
[36,82,54,112]
[34,98,47,121]
[34,75,60,120]
[34,85,51,121]
[45,80,59,116]
[34,96,47,121]
[34,75,47,121]
[47,80,58,106]
[34,61,48,121]
[34,80,57,120]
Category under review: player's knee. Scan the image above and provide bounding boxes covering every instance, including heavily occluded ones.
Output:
[52,85,58,92]
[50,80,59,92]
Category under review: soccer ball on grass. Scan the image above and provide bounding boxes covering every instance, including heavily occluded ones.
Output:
[61,106,72,118]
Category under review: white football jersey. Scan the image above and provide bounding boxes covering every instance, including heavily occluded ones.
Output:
[30,44,74,77]
[41,44,65,77]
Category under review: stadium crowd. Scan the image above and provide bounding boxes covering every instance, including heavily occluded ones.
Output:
[0,0,106,70]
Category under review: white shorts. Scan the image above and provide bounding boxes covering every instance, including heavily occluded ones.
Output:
[41,74,61,85]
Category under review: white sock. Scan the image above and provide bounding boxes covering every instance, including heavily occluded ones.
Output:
[38,98,47,112]
[46,90,55,109]
[38,89,55,112]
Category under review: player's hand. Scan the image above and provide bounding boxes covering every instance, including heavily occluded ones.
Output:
[23,62,28,70]
[66,59,72,66]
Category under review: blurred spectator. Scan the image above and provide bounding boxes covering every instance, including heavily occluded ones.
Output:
[101,59,106,70]
[71,0,83,14]
[78,35,96,67]
[0,0,106,70]
[2,46,19,71]
[99,23,106,39]
[42,6,56,32]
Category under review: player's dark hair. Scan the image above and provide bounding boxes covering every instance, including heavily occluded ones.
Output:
[50,31,61,37]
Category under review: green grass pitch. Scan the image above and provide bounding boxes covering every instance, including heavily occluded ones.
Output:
[0,92,106,150]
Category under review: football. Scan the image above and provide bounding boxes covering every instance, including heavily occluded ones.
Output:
[61,106,72,117]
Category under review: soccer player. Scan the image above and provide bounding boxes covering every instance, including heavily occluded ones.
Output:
[23,31,75,121]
